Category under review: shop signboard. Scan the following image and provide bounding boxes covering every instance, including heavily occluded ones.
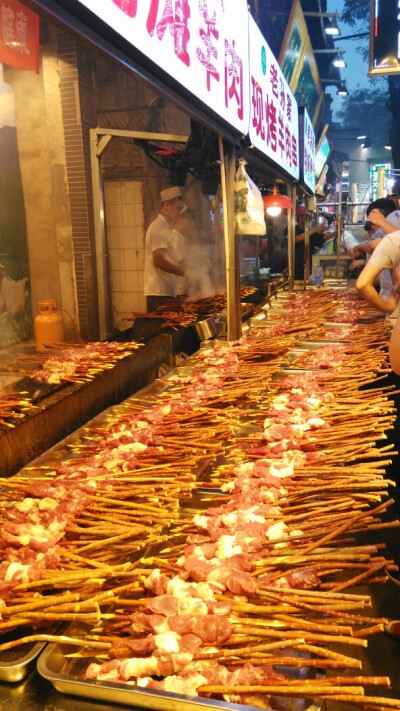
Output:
[369,0,400,75]
[292,35,321,125]
[70,0,250,134]
[298,105,315,195]
[248,15,299,180]
[0,0,39,72]
[279,0,307,88]
[314,124,331,181]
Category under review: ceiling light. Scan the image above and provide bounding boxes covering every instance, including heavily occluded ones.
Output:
[361,140,371,149]
[357,135,367,140]
[336,82,348,96]
[262,186,293,217]
[385,144,392,150]
[303,11,341,36]
[325,18,340,35]
[332,57,346,68]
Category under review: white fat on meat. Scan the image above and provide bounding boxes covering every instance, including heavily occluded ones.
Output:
[215,535,242,559]
[115,442,148,454]
[266,521,288,541]
[306,396,321,407]
[86,662,121,681]
[154,631,181,653]
[243,508,266,523]
[120,653,193,681]
[39,497,59,511]
[234,462,255,476]
[290,528,304,538]
[160,404,171,415]
[307,417,326,429]
[177,597,208,616]
[167,577,215,603]
[270,463,294,478]
[120,657,160,679]
[139,673,209,696]
[220,511,237,527]
[260,489,279,503]
[221,508,264,527]
[11,523,56,547]
[220,481,234,492]
[4,562,31,582]
[145,568,165,592]
[193,514,209,530]
[16,498,36,513]
[190,546,208,560]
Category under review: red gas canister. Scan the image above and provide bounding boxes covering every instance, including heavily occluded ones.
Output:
[34,300,65,351]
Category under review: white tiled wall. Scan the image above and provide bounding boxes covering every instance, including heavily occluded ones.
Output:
[104,180,146,331]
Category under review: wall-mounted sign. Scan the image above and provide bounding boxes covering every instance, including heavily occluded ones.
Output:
[369,0,400,75]
[0,0,39,72]
[315,124,332,180]
[292,35,321,125]
[315,163,328,196]
[370,162,392,200]
[279,1,323,129]
[248,15,299,180]
[73,0,250,133]
[279,0,307,88]
[298,106,315,195]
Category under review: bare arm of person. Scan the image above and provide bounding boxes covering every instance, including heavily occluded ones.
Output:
[153,248,184,276]
[294,224,329,243]
[350,238,381,259]
[389,312,400,375]
[356,262,400,313]
[368,209,399,234]
[349,258,366,271]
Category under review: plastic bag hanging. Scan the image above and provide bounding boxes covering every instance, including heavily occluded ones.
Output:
[234,159,266,236]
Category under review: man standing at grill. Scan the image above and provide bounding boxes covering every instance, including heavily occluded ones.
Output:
[144,186,186,312]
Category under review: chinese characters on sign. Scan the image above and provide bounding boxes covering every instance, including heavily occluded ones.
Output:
[248,16,299,180]
[0,0,39,72]
[76,0,249,134]
[301,106,315,194]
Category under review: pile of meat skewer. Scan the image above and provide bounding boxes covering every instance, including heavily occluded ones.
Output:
[127,286,258,331]
[0,288,398,709]
[0,390,35,429]
[0,340,143,386]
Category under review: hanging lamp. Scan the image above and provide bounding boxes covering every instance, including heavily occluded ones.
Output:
[262,186,293,216]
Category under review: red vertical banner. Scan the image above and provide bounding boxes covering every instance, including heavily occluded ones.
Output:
[0,0,39,73]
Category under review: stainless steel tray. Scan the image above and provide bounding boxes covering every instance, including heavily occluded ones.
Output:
[0,625,58,682]
[37,629,321,711]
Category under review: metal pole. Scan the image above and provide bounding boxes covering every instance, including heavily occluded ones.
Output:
[90,128,111,339]
[304,195,310,289]
[254,236,260,279]
[336,181,343,279]
[377,166,385,198]
[218,136,241,341]
[287,183,296,290]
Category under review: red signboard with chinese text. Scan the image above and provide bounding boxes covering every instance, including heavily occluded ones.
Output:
[72,0,249,134]
[248,15,299,180]
[0,0,39,72]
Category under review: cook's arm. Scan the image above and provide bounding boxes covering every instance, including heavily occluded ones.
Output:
[153,248,184,276]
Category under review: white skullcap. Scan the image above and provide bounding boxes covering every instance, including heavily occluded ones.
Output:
[160,186,182,202]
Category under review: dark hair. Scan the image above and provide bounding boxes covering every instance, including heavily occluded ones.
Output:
[366,197,397,217]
